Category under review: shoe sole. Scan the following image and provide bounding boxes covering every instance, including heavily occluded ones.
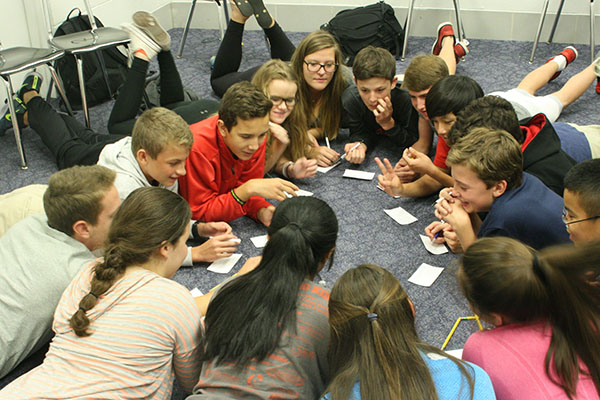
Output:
[233,0,254,17]
[122,23,162,54]
[132,11,170,50]
[431,22,454,56]
[18,71,43,99]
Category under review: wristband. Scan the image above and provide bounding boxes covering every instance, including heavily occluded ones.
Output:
[282,161,294,178]
[192,220,201,238]
[231,189,246,206]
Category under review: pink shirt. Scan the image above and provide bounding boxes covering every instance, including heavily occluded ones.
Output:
[463,322,599,400]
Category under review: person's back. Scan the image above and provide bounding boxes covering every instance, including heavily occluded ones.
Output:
[0,166,119,379]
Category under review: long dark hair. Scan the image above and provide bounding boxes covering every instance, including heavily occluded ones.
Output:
[70,187,191,337]
[326,264,475,400]
[459,237,600,399]
[202,196,338,367]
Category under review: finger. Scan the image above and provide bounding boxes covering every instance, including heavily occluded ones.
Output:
[374,157,386,173]
[383,158,394,171]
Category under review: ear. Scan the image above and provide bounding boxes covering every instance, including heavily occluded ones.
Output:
[157,240,171,260]
[217,119,228,138]
[136,148,149,166]
[353,76,357,85]
[72,219,91,241]
[491,180,508,198]
[488,312,508,327]
[408,297,415,317]
[391,76,398,89]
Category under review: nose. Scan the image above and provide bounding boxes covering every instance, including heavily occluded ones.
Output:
[176,165,186,177]
[416,98,426,112]
[368,92,377,104]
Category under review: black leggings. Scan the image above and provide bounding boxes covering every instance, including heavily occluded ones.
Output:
[210,20,296,97]
[28,97,124,169]
[108,51,219,135]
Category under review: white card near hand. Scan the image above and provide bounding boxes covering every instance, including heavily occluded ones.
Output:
[384,206,417,225]
[285,189,314,198]
[343,169,375,180]
[419,234,449,255]
[190,287,204,297]
[408,263,444,287]
[250,234,268,248]
[446,349,463,359]
[377,184,401,199]
[207,253,242,274]
[317,160,341,173]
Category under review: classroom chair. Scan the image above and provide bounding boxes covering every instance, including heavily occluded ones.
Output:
[178,0,229,58]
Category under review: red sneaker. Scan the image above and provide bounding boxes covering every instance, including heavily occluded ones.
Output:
[454,39,469,63]
[546,46,578,81]
[595,78,600,95]
[431,22,455,56]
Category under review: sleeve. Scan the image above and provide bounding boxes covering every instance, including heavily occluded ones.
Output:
[183,148,248,222]
[433,135,451,170]
[237,142,272,221]
[462,333,486,369]
[342,87,377,150]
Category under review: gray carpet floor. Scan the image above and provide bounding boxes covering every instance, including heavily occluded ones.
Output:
[1,26,598,398]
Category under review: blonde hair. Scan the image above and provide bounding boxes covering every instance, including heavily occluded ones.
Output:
[252,59,311,163]
[290,30,347,140]
[131,107,193,158]
[402,54,449,92]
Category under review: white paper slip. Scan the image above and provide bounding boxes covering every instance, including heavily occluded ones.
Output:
[317,160,341,173]
[377,184,401,199]
[408,263,444,287]
[207,253,242,274]
[384,206,417,225]
[250,234,268,248]
[343,169,375,180]
[419,234,449,255]
[285,189,314,198]
[190,287,204,298]
[446,349,463,359]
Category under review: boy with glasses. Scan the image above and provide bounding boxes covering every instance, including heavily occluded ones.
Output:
[563,159,600,244]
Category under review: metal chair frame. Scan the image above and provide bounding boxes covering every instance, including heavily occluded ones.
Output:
[178,0,229,58]
[530,0,596,64]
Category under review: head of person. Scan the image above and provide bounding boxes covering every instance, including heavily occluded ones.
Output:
[203,196,338,367]
[218,81,273,161]
[70,187,191,337]
[563,159,600,244]
[425,75,483,142]
[402,54,449,119]
[44,165,120,252]
[448,96,523,146]
[290,30,347,139]
[458,237,600,398]
[325,264,474,399]
[351,46,397,112]
[251,59,299,125]
[447,128,523,213]
[132,107,193,187]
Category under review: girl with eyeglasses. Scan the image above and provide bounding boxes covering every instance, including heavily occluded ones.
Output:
[459,237,600,400]
[323,264,495,400]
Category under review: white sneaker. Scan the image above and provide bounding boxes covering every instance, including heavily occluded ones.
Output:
[121,23,161,60]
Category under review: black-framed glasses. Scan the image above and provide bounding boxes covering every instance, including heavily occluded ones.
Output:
[269,96,296,107]
[303,60,338,73]
[562,208,600,226]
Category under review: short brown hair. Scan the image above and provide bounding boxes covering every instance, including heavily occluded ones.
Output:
[44,165,116,236]
[218,81,273,130]
[402,54,449,92]
[131,107,193,159]
[447,127,523,191]
[352,46,396,81]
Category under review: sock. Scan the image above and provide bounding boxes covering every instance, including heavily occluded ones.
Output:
[550,54,567,71]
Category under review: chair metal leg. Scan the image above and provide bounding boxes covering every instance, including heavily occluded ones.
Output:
[591,0,596,64]
[95,50,114,99]
[178,0,198,58]
[453,0,466,41]
[217,2,225,39]
[530,0,550,63]
[547,0,565,43]
[47,64,74,116]
[2,77,27,169]
[75,55,90,128]
[401,0,416,60]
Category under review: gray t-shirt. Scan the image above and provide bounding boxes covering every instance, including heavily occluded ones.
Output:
[0,213,94,379]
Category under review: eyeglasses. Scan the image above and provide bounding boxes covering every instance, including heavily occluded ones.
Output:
[269,96,296,107]
[561,208,600,226]
[303,60,338,73]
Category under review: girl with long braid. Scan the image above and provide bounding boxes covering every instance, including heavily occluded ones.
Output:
[0,187,202,399]
[187,196,338,399]
[323,264,495,400]
[459,237,600,399]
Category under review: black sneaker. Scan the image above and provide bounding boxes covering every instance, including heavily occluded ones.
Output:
[18,71,43,99]
[0,96,27,135]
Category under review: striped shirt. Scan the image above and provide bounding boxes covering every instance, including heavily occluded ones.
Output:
[0,262,203,399]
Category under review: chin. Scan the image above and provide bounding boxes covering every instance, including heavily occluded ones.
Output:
[270,114,287,124]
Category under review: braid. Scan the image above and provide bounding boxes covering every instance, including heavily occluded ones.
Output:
[69,246,128,337]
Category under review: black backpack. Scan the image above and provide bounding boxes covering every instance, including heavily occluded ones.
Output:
[321,1,404,66]
[53,8,128,110]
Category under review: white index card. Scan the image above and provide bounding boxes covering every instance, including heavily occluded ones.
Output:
[190,287,203,298]
[285,189,314,198]
[408,263,444,287]
[250,234,268,248]
[343,169,375,180]
[317,160,341,173]
[384,206,417,225]
[446,349,464,359]
[207,253,242,274]
[419,234,449,255]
